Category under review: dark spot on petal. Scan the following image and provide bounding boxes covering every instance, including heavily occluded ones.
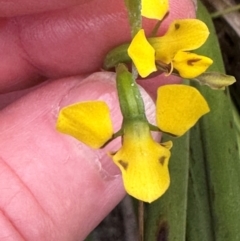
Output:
[159,156,166,166]
[174,23,180,30]
[157,220,169,241]
[187,58,201,66]
[118,160,128,170]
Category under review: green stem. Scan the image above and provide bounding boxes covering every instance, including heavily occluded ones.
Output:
[116,64,147,122]
[124,0,142,36]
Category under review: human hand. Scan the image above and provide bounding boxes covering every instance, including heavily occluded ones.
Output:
[0,1,195,240]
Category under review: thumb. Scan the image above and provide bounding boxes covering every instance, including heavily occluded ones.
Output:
[0,72,156,240]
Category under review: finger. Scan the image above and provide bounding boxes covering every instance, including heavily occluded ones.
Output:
[0,86,36,110]
[0,0,90,17]
[0,72,157,240]
[0,0,195,93]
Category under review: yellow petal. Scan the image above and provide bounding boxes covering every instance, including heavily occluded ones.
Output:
[111,122,171,203]
[56,101,113,149]
[156,85,210,136]
[149,19,209,64]
[173,51,213,78]
[141,0,169,20]
[128,29,157,77]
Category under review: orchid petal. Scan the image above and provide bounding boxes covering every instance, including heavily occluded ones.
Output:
[111,122,171,203]
[173,51,213,78]
[56,101,113,148]
[128,29,157,77]
[149,19,210,64]
[141,0,169,20]
[156,85,210,136]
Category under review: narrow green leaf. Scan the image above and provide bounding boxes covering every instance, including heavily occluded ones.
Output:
[188,1,240,240]
[232,105,240,157]
[187,124,214,241]
[145,133,189,241]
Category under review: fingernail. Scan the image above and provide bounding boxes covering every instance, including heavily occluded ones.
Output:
[58,72,122,179]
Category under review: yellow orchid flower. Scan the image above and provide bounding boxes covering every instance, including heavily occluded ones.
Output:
[56,81,209,203]
[141,0,169,20]
[111,85,209,203]
[128,19,213,78]
[111,121,172,203]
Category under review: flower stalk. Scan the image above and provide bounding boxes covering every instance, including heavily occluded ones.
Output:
[116,64,147,122]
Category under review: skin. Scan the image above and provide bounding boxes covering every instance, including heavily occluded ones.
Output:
[0,0,195,240]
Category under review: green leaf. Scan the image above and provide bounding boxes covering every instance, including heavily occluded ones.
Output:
[187,1,240,240]
[233,105,240,158]
[187,124,214,241]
